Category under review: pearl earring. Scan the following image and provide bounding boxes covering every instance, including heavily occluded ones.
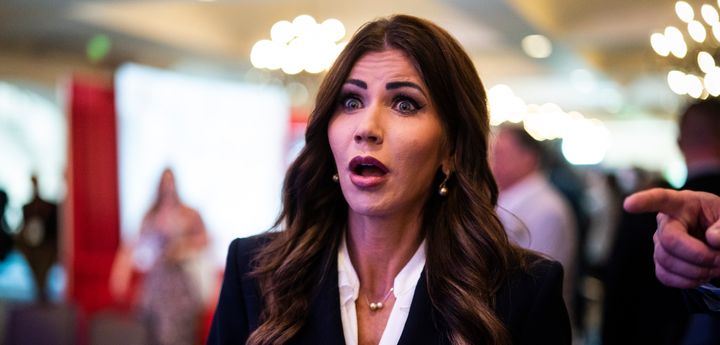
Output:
[332,174,339,183]
[439,184,448,196]
[438,172,450,196]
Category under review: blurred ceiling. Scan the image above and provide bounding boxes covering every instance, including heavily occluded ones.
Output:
[0,0,684,118]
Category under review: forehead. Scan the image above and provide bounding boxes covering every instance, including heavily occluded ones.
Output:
[347,49,424,83]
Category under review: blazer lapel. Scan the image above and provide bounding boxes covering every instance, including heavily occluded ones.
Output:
[397,271,445,345]
[291,260,346,345]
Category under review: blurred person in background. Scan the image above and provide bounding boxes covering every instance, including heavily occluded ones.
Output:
[677,98,720,195]
[544,139,592,328]
[209,15,570,345]
[675,98,720,344]
[111,168,212,345]
[0,189,12,262]
[490,124,577,311]
[603,98,720,344]
[15,175,59,303]
[601,172,685,345]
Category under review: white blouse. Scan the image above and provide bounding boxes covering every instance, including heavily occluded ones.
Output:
[337,237,427,345]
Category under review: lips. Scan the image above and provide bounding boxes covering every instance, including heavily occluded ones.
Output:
[349,156,389,176]
[348,156,389,188]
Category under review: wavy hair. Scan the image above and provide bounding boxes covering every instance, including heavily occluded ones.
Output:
[248,14,527,345]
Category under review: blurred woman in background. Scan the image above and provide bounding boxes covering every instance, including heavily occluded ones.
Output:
[112,168,211,345]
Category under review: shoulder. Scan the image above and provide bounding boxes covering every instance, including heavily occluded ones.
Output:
[227,233,275,270]
[498,254,564,301]
[495,253,571,344]
[208,233,275,344]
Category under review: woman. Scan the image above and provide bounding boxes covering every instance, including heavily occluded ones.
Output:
[111,168,211,345]
[209,15,570,345]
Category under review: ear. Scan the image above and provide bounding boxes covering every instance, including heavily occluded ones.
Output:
[440,154,454,176]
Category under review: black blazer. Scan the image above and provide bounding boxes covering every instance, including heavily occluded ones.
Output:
[682,170,720,315]
[208,236,571,345]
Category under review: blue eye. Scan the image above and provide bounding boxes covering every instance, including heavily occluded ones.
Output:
[397,100,416,113]
[340,95,362,111]
[393,96,422,114]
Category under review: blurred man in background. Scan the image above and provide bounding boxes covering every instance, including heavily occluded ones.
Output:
[676,99,720,344]
[491,124,577,310]
[0,189,12,262]
[16,175,59,303]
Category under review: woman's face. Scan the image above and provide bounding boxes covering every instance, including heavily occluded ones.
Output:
[328,49,449,218]
[159,170,177,202]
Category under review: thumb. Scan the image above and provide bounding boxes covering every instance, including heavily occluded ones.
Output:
[707,222,720,249]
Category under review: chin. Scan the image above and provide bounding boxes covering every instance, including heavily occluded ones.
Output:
[346,200,390,217]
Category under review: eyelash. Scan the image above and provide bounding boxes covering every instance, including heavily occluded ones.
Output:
[392,94,424,115]
[337,93,425,115]
[339,93,363,112]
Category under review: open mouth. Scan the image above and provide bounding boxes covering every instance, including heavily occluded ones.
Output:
[349,156,389,177]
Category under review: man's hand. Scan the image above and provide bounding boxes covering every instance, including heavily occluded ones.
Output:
[624,188,720,288]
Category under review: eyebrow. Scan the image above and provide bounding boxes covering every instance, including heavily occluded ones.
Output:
[345,79,367,89]
[386,81,424,93]
[344,79,426,95]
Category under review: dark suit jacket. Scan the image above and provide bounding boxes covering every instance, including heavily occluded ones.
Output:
[682,171,720,196]
[682,170,720,317]
[208,235,571,345]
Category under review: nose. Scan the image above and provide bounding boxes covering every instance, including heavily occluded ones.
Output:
[353,103,383,145]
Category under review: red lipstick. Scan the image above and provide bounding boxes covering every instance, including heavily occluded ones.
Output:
[348,156,389,188]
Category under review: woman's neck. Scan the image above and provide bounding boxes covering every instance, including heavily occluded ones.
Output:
[346,212,424,297]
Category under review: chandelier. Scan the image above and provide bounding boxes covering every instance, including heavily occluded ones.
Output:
[250,15,347,75]
[651,1,720,98]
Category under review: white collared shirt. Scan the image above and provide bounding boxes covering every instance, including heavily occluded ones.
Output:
[338,236,426,345]
[496,171,577,307]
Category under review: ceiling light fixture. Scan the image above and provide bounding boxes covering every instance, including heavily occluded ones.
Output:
[251,15,347,75]
[521,34,552,59]
[651,1,720,98]
[487,84,611,165]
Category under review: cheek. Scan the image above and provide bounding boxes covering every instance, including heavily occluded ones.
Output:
[397,134,444,172]
[328,118,347,167]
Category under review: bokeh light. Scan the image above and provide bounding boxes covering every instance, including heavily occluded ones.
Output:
[251,15,347,74]
[86,34,111,63]
[521,34,552,59]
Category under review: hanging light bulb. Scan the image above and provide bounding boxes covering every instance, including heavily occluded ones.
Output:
[676,1,695,23]
[668,70,688,95]
[686,73,705,98]
[688,20,707,42]
[702,4,720,25]
[704,67,720,95]
[698,51,716,73]
[251,15,347,75]
[665,26,688,58]
[651,33,671,56]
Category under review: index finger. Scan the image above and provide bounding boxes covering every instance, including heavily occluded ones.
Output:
[624,188,688,215]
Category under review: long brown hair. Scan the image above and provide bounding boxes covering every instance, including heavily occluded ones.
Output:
[248,14,527,345]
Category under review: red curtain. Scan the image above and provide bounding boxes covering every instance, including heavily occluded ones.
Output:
[66,76,119,315]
